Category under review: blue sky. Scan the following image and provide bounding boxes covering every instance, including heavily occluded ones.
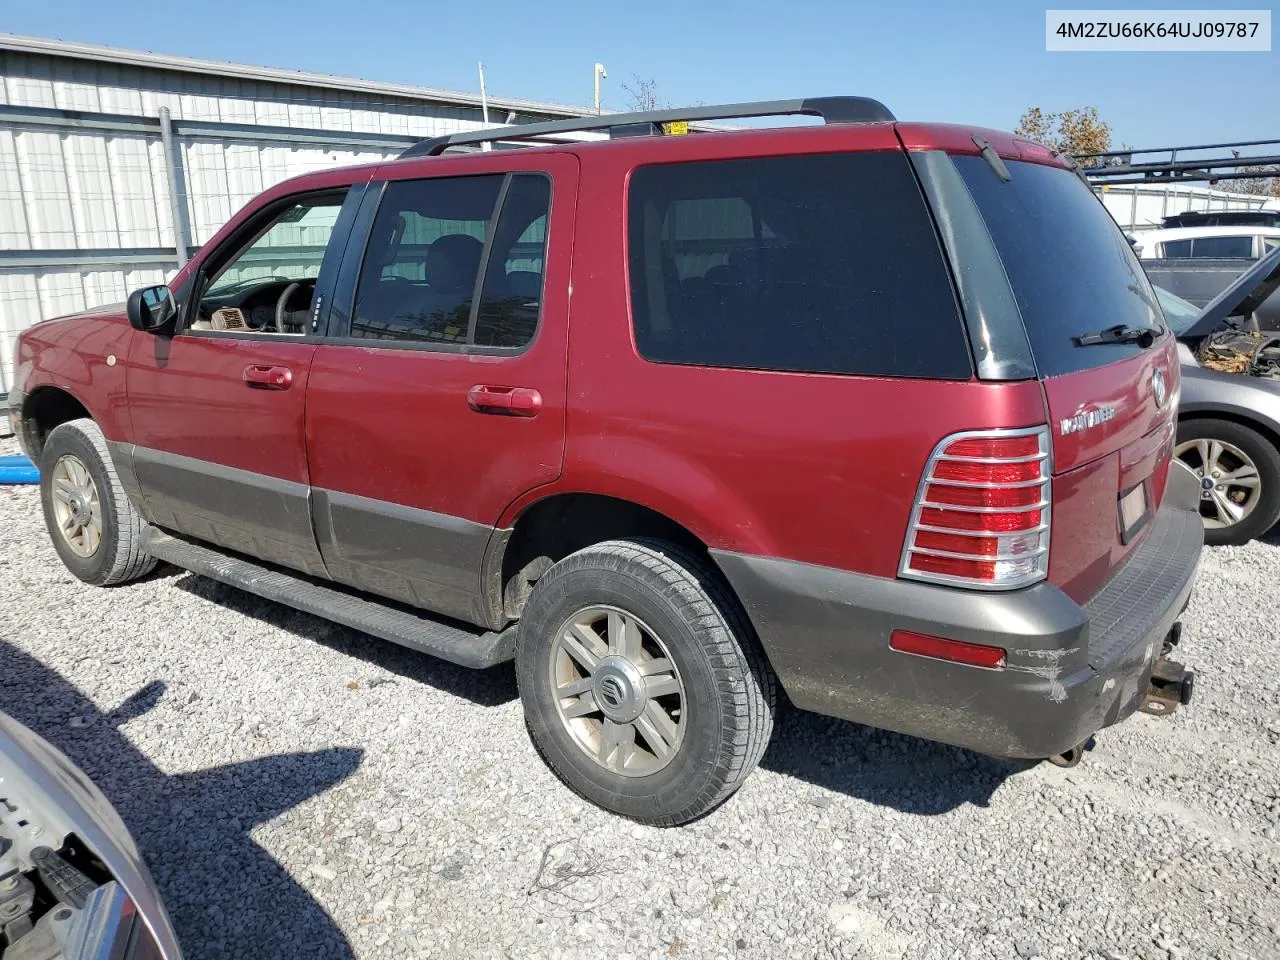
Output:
[6,0,1277,147]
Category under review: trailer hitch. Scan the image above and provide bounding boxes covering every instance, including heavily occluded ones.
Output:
[1139,657,1194,716]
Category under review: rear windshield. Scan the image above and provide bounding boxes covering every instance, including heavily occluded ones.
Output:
[628,151,972,379]
[955,156,1162,378]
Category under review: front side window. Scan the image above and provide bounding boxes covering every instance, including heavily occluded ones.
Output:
[627,152,971,378]
[193,191,348,334]
[350,173,550,348]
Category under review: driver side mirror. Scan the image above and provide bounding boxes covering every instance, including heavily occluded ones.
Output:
[127,284,178,334]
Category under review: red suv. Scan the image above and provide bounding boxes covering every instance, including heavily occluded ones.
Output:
[8,98,1203,825]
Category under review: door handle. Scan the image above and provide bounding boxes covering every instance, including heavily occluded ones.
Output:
[242,364,293,390]
[467,384,542,417]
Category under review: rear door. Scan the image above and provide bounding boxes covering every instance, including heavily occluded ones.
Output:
[947,151,1179,602]
[304,153,577,625]
[127,183,364,576]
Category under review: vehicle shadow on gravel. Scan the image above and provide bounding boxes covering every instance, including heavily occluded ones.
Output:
[760,703,1017,814]
[166,572,1011,814]
[171,572,519,706]
[0,642,362,960]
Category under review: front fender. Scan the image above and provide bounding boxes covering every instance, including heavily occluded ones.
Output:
[1179,363,1280,438]
[16,313,133,441]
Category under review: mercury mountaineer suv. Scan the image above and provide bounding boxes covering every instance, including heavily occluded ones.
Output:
[7,98,1203,825]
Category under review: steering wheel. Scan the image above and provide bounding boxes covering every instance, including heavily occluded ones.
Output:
[275,282,305,334]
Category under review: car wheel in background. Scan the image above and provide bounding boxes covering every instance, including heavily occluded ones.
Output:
[39,418,157,585]
[1174,418,1280,546]
[515,539,775,825]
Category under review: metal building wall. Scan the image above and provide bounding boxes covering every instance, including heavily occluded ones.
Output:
[0,40,583,392]
[1098,181,1278,233]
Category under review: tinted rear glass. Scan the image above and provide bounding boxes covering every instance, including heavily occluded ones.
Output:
[1191,235,1254,258]
[955,156,1161,378]
[628,152,971,379]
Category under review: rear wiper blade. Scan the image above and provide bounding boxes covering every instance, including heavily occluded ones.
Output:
[1072,324,1160,348]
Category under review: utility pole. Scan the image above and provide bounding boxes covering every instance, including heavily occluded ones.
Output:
[478,62,491,151]
[593,63,608,115]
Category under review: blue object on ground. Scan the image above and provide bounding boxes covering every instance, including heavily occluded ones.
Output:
[0,455,39,484]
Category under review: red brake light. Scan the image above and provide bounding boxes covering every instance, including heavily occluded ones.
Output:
[924,484,1042,509]
[919,507,1043,533]
[932,459,1043,484]
[901,427,1051,590]
[943,435,1041,459]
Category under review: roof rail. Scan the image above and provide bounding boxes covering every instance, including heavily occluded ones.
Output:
[398,96,895,159]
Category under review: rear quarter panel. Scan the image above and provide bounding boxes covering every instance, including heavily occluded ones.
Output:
[507,130,1052,576]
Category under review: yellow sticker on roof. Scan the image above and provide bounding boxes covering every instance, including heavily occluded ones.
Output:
[663,121,689,136]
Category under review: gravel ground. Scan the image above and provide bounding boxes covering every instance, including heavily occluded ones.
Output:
[1,463,1278,960]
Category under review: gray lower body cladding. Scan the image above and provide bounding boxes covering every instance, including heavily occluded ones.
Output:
[713,504,1204,759]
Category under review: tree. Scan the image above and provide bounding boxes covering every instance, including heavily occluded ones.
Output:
[1014,106,1112,165]
[620,75,666,112]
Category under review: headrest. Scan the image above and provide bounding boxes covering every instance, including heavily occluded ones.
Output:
[425,234,484,294]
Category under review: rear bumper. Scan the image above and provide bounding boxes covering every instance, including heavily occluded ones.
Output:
[713,502,1203,759]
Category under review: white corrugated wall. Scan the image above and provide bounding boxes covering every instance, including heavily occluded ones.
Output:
[0,45,569,392]
[1099,182,1279,234]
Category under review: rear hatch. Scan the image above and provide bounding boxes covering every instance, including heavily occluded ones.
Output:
[903,127,1180,603]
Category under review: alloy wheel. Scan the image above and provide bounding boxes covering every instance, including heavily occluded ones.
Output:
[548,605,687,777]
[1174,437,1261,529]
[49,454,103,557]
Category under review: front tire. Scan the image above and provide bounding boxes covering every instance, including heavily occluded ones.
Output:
[1175,418,1280,546]
[516,539,775,825]
[39,418,157,586]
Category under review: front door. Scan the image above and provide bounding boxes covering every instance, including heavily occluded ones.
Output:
[126,184,363,576]
[304,154,577,624]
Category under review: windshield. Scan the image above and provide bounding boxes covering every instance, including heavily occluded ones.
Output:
[1153,284,1202,336]
[955,156,1162,378]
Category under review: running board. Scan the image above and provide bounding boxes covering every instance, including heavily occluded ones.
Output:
[141,528,517,669]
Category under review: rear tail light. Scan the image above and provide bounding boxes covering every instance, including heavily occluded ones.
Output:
[900,427,1051,590]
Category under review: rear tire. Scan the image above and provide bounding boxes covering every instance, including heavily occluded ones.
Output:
[515,539,775,825]
[1175,418,1280,546]
[39,418,157,586]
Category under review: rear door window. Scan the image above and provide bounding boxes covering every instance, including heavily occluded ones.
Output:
[1190,235,1255,258]
[954,156,1162,378]
[350,173,550,348]
[627,152,971,379]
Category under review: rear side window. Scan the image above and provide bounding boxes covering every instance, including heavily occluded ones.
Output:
[1161,236,1255,258]
[1191,235,1253,258]
[351,173,550,348]
[627,152,971,379]
[955,156,1162,378]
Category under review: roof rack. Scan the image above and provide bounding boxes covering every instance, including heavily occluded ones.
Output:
[1079,137,1280,186]
[398,96,895,159]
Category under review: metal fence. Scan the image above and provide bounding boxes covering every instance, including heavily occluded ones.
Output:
[0,102,465,390]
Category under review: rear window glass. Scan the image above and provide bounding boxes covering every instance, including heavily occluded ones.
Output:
[955,156,1162,378]
[628,152,971,379]
[1191,235,1253,258]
